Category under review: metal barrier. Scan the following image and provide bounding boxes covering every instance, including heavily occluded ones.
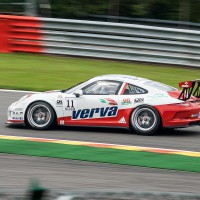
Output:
[0,15,42,53]
[41,18,200,67]
[1,15,200,67]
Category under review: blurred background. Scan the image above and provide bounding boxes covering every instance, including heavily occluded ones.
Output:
[2,0,200,69]
[1,0,200,29]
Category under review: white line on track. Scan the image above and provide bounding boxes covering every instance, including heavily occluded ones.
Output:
[0,89,40,93]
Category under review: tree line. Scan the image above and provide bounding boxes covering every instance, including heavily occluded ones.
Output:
[1,0,200,24]
[50,0,200,23]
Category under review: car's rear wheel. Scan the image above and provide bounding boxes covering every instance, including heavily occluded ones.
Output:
[26,101,55,130]
[130,106,161,135]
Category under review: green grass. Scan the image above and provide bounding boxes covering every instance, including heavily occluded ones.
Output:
[0,53,199,91]
[0,139,200,173]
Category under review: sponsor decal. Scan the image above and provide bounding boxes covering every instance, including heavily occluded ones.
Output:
[72,106,118,120]
[134,98,144,103]
[179,81,192,88]
[56,100,63,107]
[121,98,131,105]
[119,117,126,124]
[192,112,200,118]
[57,100,62,105]
[147,94,168,101]
[191,113,198,118]
[65,99,75,110]
[182,82,189,88]
[65,107,75,110]
[15,108,23,111]
[100,98,118,105]
[60,120,64,125]
[12,111,23,115]
[12,117,23,120]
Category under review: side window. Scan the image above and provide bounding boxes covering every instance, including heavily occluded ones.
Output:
[122,84,147,95]
[82,80,122,95]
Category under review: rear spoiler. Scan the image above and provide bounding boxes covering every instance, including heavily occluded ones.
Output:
[178,80,200,101]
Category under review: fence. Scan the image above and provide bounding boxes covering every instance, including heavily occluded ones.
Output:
[1,15,200,67]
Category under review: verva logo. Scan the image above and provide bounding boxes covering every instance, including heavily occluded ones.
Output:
[72,106,118,120]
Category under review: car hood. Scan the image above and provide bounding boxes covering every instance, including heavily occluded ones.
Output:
[30,90,75,99]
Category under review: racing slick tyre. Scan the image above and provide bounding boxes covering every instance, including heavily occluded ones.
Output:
[26,101,55,130]
[130,105,161,136]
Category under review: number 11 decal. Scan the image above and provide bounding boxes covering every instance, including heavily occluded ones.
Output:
[64,99,77,111]
[66,100,74,108]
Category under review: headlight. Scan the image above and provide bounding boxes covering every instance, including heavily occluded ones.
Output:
[16,94,33,104]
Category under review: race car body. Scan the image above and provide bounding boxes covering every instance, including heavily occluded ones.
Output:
[6,74,200,135]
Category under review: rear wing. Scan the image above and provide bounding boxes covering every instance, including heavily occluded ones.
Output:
[178,80,200,101]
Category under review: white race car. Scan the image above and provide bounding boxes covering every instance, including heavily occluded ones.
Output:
[6,74,200,135]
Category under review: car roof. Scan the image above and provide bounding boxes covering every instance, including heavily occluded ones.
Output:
[93,74,149,84]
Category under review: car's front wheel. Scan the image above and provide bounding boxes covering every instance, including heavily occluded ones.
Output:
[130,106,161,135]
[26,101,55,130]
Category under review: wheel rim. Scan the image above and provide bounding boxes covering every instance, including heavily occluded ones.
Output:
[133,108,157,131]
[28,104,51,128]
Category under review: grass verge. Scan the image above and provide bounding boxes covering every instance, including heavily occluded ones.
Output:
[0,53,199,91]
[0,139,200,173]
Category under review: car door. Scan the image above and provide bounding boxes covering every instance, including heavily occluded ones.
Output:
[63,80,123,127]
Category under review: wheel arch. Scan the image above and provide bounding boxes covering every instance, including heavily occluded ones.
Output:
[152,105,163,128]
[129,104,163,133]
[129,103,162,121]
[24,100,58,125]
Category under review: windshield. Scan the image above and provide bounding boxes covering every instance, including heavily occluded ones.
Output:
[62,78,94,94]
[144,80,177,92]
[61,81,84,93]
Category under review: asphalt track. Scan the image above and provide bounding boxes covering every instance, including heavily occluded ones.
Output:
[0,90,200,193]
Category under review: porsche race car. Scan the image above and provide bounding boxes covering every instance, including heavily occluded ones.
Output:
[6,74,200,135]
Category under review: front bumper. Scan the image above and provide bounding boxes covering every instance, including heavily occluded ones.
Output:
[6,103,25,125]
[6,120,25,125]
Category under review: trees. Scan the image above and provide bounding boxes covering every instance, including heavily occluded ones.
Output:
[1,0,200,24]
[49,0,200,23]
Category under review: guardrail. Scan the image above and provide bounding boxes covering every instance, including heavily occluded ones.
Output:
[0,15,42,53]
[1,15,200,67]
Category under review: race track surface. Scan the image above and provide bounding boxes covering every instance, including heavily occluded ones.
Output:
[0,90,200,193]
[0,154,199,193]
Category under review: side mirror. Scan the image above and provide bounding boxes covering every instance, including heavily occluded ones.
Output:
[74,89,83,97]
